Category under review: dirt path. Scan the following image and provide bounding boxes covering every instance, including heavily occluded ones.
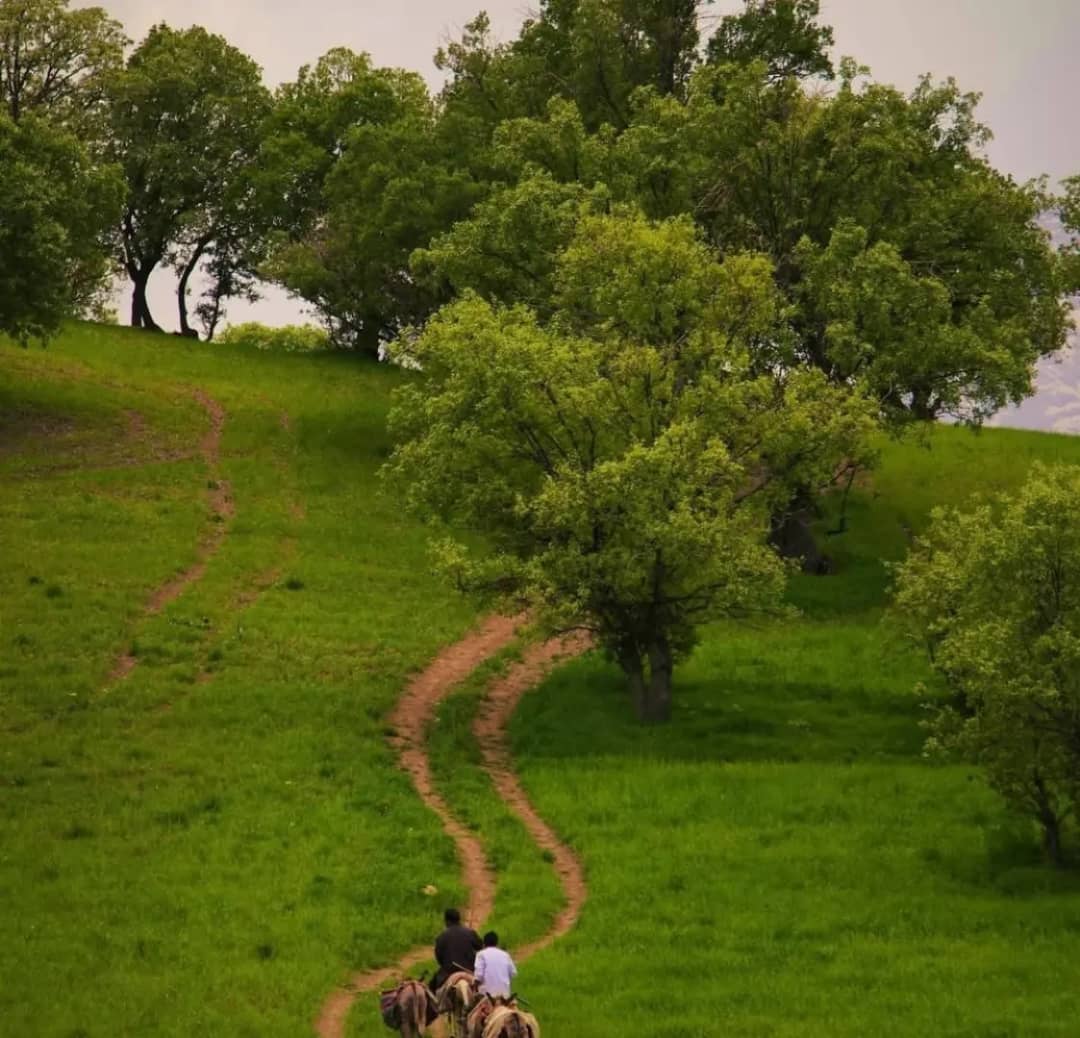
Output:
[314,620,589,1038]
[107,388,232,684]
[473,633,591,959]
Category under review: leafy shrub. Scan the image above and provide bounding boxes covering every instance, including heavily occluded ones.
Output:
[893,463,1080,867]
[217,322,329,353]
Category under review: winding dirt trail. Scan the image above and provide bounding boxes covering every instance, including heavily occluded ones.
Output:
[107,388,232,685]
[473,633,591,959]
[314,621,589,1038]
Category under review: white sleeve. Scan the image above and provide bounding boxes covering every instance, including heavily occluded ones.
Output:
[509,956,517,979]
[474,952,486,981]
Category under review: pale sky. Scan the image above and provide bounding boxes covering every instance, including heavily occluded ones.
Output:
[90,0,1080,429]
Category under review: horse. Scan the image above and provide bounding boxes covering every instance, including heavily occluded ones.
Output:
[482,1004,540,1038]
[466,996,540,1038]
[435,970,478,1037]
[380,979,437,1038]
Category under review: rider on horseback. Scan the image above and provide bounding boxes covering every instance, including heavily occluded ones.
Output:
[432,907,482,993]
[474,931,517,999]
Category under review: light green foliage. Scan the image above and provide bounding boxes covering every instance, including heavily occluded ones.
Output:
[894,465,1080,865]
[413,173,608,313]
[216,322,329,352]
[389,211,873,721]
[107,24,271,332]
[0,322,475,1035]
[0,0,126,129]
[0,114,122,343]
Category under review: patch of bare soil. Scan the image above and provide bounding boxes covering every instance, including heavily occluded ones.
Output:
[314,621,591,1038]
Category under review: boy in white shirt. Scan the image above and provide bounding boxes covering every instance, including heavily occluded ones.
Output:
[473,930,517,999]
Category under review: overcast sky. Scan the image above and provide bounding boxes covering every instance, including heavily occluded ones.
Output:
[90,0,1080,429]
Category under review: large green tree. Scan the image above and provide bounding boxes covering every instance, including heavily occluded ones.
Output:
[388,209,871,721]
[0,113,122,343]
[106,23,270,334]
[894,465,1080,867]
[262,50,483,354]
[0,0,125,128]
[688,62,1071,424]
[427,57,1073,428]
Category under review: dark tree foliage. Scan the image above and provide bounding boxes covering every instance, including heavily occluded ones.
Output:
[706,0,834,81]
[0,113,122,343]
[0,0,126,129]
[106,23,270,334]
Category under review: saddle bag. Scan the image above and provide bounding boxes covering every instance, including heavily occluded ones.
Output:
[379,990,400,1030]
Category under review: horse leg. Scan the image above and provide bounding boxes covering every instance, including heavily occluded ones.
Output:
[399,988,422,1038]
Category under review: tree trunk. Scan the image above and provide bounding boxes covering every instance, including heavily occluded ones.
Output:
[177,260,196,338]
[203,294,223,342]
[1036,812,1062,868]
[354,320,383,358]
[129,268,161,332]
[620,638,673,723]
[770,506,828,573]
[1039,806,1065,868]
[643,635,673,723]
[177,236,212,338]
[1034,776,1066,868]
[618,650,648,720]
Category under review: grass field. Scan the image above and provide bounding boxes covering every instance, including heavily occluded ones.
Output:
[504,427,1080,1036]
[1,324,475,1036]
[5,322,1080,1037]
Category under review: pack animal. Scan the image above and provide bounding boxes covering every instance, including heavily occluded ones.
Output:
[380,979,436,1038]
[469,1000,540,1038]
[436,970,477,1036]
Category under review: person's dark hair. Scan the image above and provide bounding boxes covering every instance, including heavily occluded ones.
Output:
[483,931,498,947]
[444,908,461,925]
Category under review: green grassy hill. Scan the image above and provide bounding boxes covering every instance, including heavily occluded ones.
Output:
[1,324,476,1036]
[4,323,1080,1037]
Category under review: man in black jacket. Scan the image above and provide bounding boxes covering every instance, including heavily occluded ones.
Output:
[431,907,482,992]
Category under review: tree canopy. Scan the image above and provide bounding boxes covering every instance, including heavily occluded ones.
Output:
[261,50,483,353]
[423,59,1072,427]
[0,0,126,128]
[387,209,873,721]
[0,113,122,343]
[706,0,834,81]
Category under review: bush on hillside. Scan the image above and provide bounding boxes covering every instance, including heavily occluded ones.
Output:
[893,464,1080,868]
[0,115,123,344]
[217,322,329,352]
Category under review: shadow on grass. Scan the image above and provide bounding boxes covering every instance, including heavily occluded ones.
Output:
[510,620,932,767]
